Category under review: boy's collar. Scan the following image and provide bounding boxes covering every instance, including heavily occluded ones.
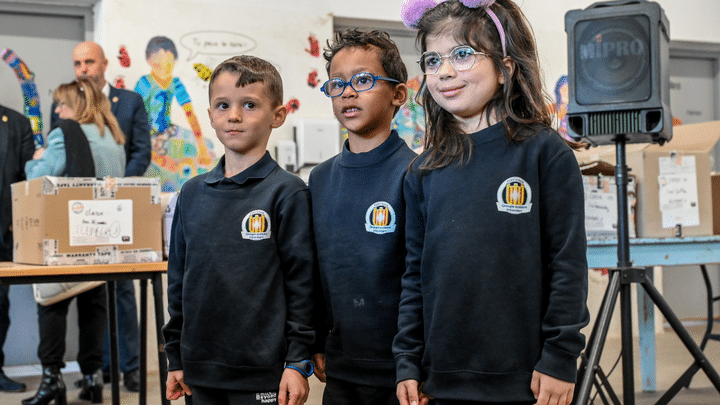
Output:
[205,152,276,185]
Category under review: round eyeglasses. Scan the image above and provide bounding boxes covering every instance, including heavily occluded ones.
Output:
[418,45,488,75]
[320,72,401,98]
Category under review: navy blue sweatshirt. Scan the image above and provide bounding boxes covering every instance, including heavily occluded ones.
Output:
[393,123,589,402]
[163,152,317,391]
[309,131,416,387]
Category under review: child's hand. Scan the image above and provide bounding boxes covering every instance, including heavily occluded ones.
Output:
[396,379,430,405]
[166,370,192,401]
[278,367,309,405]
[311,353,326,382]
[530,370,574,405]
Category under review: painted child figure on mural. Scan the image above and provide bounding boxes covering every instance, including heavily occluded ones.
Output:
[135,36,214,192]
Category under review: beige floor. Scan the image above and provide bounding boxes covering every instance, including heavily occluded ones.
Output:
[2,325,720,405]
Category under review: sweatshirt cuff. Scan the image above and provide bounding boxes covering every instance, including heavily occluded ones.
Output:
[395,354,422,384]
[535,343,580,383]
[285,341,312,363]
[165,348,183,371]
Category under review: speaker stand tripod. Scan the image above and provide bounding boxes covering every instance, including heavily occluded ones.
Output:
[573,136,720,405]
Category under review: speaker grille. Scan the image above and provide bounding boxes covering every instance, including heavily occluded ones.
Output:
[587,110,642,135]
[574,15,651,105]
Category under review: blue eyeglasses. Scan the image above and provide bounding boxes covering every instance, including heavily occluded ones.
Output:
[321,72,401,98]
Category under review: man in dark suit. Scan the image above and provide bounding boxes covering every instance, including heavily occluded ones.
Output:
[0,103,35,392]
[51,41,151,392]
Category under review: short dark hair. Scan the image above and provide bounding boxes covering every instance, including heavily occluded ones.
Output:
[208,55,283,108]
[323,28,408,85]
[145,36,178,59]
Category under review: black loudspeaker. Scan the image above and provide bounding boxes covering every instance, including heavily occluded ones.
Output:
[565,0,672,145]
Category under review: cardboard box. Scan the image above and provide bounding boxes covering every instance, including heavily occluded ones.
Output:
[12,176,162,265]
[161,192,179,260]
[575,121,720,238]
[581,161,637,240]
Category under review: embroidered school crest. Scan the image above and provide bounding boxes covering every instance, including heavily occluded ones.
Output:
[365,201,397,234]
[496,177,532,214]
[241,210,272,240]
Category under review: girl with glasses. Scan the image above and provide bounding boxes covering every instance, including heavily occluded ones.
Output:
[394,2,589,405]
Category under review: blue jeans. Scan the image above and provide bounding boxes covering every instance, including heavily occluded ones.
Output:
[102,280,140,373]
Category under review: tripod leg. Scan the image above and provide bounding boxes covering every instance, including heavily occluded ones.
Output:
[640,274,720,393]
[655,363,702,405]
[595,363,622,405]
[574,270,622,405]
[637,267,656,392]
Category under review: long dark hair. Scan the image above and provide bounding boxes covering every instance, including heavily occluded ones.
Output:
[415,0,566,171]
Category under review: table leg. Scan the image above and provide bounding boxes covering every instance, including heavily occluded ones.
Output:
[140,279,148,405]
[637,266,656,392]
[107,280,121,405]
[152,272,170,405]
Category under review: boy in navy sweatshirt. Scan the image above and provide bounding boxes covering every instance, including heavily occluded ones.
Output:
[163,55,317,405]
[309,29,415,405]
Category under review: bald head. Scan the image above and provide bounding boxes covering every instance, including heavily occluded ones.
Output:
[73,41,108,89]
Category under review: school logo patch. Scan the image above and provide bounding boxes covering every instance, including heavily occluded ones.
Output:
[496,177,532,214]
[365,201,397,234]
[241,210,272,240]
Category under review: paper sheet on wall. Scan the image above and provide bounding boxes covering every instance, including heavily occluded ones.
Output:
[657,154,700,228]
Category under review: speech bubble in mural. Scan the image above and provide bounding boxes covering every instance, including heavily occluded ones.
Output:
[180,31,257,60]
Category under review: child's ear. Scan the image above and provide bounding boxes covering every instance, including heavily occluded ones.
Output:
[392,83,409,108]
[207,107,215,129]
[271,104,288,129]
[499,57,515,85]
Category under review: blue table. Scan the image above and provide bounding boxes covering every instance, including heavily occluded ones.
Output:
[587,236,720,392]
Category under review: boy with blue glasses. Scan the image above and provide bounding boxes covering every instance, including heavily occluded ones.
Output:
[310,29,416,405]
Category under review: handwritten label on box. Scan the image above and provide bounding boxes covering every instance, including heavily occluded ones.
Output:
[68,200,133,246]
[658,155,700,228]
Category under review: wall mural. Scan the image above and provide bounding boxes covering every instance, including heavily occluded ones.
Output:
[134,36,215,192]
[1,48,43,147]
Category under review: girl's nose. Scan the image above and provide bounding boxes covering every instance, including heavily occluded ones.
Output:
[437,57,456,78]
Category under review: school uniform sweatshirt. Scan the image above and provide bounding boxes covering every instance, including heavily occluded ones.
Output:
[309,131,416,387]
[393,123,590,402]
[163,152,317,391]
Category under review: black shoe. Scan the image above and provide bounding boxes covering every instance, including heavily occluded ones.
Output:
[21,367,66,405]
[0,370,27,392]
[78,370,103,403]
[123,368,139,392]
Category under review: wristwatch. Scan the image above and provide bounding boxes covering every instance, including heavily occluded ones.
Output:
[285,360,314,378]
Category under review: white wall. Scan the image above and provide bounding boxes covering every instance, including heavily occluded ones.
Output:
[92,0,720,157]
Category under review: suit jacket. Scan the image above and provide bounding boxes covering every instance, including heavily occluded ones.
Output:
[51,84,151,177]
[0,104,35,261]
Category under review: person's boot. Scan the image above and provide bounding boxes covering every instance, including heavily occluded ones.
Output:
[77,369,103,403]
[21,366,66,405]
[0,369,26,392]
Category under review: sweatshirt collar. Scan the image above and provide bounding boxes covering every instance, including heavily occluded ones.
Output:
[338,130,405,168]
[204,151,277,185]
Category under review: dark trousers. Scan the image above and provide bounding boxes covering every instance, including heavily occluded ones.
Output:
[323,377,400,405]
[0,284,9,367]
[188,385,278,405]
[101,280,140,373]
[37,285,107,375]
[435,401,533,405]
